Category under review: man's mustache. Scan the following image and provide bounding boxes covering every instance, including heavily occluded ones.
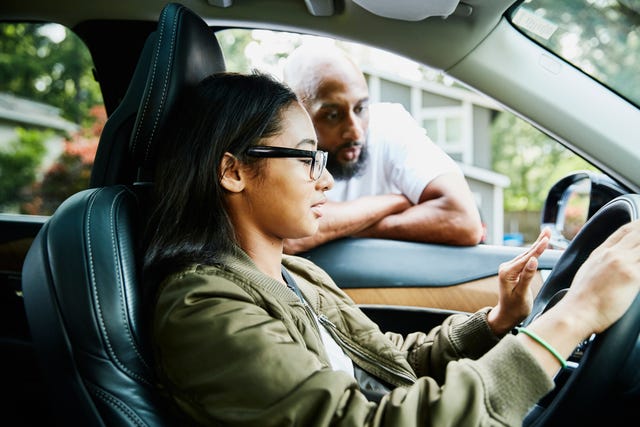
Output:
[338,141,363,150]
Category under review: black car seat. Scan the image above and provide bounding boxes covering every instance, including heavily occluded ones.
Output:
[90,2,226,186]
[21,3,226,426]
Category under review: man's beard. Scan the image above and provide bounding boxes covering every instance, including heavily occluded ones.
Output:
[326,142,369,180]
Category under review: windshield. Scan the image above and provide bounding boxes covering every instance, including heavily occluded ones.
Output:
[509,0,640,107]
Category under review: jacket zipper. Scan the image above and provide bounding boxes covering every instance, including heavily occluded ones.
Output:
[317,313,416,385]
[300,302,326,352]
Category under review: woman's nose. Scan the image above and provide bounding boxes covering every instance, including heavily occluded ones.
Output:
[317,168,334,191]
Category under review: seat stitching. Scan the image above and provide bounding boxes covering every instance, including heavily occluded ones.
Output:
[85,187,151,384]
[130,5,175,155]
[130,9,164,155]
[130,5,181,174]
[143,7,180,166]
[88,382,147,427]
[108,188,152,371]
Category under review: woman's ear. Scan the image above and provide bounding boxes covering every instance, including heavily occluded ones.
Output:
[220,152,245,193]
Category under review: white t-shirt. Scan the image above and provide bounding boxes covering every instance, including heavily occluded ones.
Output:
[315,317,354,377]
[327,102,462,205]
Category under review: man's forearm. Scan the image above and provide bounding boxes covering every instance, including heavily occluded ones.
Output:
[354,173,484,246]
[283,194,410,254]
[355,196,483,246]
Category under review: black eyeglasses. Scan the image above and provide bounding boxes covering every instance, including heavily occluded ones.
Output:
[245,146,328,181]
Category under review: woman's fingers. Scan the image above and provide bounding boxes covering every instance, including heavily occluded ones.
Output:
[501,232,550,281]
[514,228,551,262]
[520,257,538,285]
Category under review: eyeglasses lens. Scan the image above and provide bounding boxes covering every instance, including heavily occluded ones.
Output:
[312,152,327,180]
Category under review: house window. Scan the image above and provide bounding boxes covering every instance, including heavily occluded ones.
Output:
[421,107,469,163]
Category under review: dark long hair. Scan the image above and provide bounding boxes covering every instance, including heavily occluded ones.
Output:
[143,71,298,288]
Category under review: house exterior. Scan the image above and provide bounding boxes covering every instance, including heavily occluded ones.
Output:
[0,93,77,134]
[364,68,509,245]
[0,92,78,171]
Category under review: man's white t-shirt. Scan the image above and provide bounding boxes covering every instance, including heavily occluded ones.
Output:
[326,102,462,205]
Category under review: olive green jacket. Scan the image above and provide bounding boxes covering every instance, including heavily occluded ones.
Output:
[152,250,553,426]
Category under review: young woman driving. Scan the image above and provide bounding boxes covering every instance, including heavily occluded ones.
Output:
[143,71,640,427]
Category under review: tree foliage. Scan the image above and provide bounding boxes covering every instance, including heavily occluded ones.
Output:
[0,22,103,214]
[216,29,254,72]
[491,112,599,212]
[22,106,104,215]
[0,23,102,125]
[0,128,48,211]
[523,0,640,105]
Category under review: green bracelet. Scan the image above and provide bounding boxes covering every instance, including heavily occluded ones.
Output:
[516,327,568,369]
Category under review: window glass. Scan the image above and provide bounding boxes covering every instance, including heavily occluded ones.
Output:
[423,119,439,142]
[216,28,600,245]
[510,0,640,106]
[0,23,103,215]
[0,22,603,245]
[445,116,462,145]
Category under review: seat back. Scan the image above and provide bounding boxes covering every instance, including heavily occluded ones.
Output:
[22,3,226,426]
[90,1,226,186]
[22,185,168,427]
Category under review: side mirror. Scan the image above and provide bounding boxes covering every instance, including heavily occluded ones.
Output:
[541,171,627,249]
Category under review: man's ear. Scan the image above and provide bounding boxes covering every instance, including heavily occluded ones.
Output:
[220,152,245,193]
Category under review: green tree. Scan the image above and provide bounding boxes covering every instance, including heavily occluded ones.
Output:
[491,112,599,212]
[23,106,104,215]
[0,23,102,125]
[0,128,48,211]
[1,22,103,215]
[28,146,91,215]
[216,29,254,72]
[217,29,304,74]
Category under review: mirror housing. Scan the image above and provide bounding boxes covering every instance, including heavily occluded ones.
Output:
[541,171,627,249]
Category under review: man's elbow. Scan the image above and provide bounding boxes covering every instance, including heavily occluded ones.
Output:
[449,214,484,246]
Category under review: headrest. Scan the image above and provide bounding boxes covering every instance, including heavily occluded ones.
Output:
[90,33,156,187]
[131,3,226,183]
[91,2,226,186]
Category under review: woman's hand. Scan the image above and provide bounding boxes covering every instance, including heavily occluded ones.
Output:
[554,219,640,337]
[522,219,640,377]
[487,228,551,336]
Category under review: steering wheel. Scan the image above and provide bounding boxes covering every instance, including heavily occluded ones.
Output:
[522,195,640,427]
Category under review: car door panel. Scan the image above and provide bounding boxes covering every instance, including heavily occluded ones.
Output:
[340,274,545,312]
[0,215,46,340]
[0,215,49,423]
[302,238,562,332]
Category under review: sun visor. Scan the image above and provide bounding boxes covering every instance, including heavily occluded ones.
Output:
[353,0,461,21]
